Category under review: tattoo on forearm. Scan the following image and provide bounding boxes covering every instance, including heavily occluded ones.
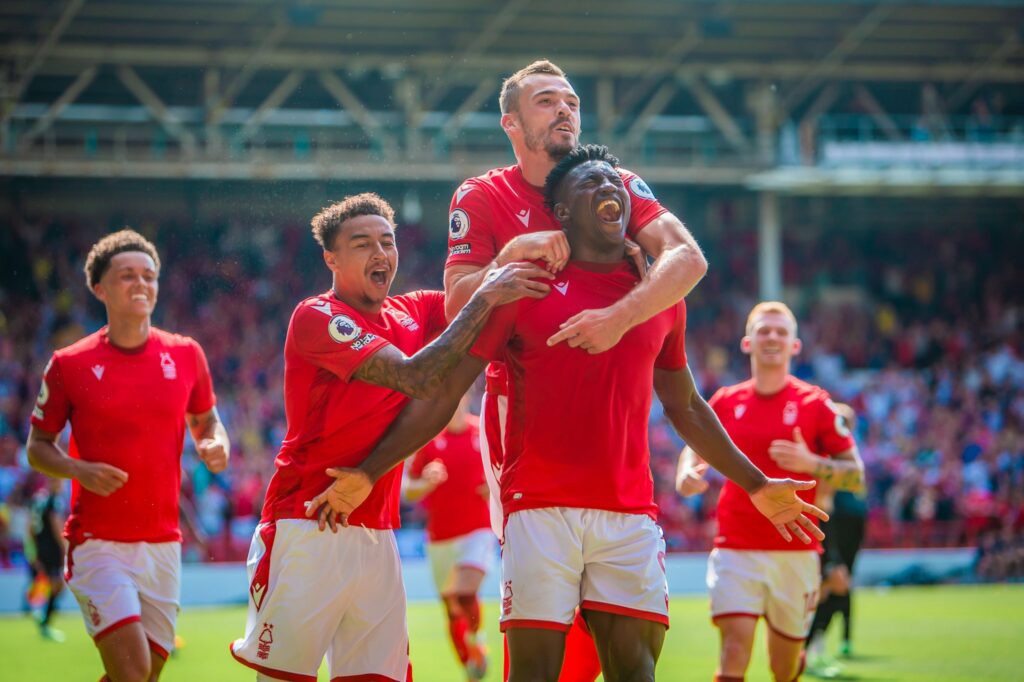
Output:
[813,459,864,491]
[355,295,493,398]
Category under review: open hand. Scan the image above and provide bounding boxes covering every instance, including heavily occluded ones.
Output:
[749,478,829,544]
[479,262,554,306]
[304,467,373,532]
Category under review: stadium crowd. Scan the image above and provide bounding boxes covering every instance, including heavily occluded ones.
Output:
[0,210,1021,572]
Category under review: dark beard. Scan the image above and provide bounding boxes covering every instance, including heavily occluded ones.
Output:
[525,127,575,161]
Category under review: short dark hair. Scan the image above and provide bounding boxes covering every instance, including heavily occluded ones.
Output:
[499,59,567,115]
[543,144,620,209]
[84,229,161,289]
[311,192,396,250]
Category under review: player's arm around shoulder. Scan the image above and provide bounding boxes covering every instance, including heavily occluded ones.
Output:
[354,262,552,399]
[444,232,568,321]
[548,211,707,355]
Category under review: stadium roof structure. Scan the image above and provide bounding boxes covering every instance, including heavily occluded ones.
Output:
[1,0,1023,191]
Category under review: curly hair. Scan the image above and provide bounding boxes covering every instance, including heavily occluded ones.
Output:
[83,229,161,288]
[311,192,396,250]
[543,144,620,209]
[499,59,567,115]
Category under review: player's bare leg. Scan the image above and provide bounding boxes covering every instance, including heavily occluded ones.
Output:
[582,610,664,682]
[507,628,566,682]
[451,565,488,679]
[714,615,757,680]
[766,629,805,682]
[96,622,153,682]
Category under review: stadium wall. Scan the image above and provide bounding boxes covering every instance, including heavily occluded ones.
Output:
[0,548,974,614]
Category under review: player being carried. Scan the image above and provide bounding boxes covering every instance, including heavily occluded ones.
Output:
[27,229,231,682]
[676,302,865,682]
[444,58,709,680]
[404,393,496,680]
[307,146,828,682]
[230,193,551,681]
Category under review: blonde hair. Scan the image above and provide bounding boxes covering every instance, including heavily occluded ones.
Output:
[499,59,567,115]
[745,301,798,336]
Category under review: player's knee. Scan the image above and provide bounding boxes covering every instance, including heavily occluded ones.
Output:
[601,654,656,682]
[720,636,753,669]
[108,661,152,682]
[769,656,800,682]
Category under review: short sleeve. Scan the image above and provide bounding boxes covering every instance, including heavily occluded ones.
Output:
[707,387,728,418]
[446,180,498,268]
[654,302,688,370]
[814,393,856,457]
[414,290,448,342]
[469,303,518,363]
[30,355,70,435]
[293,304,391,382]
[187,340,217,415]
[619,169,669,238]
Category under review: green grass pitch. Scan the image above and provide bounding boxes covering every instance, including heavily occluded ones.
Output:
[3,584,1022,681]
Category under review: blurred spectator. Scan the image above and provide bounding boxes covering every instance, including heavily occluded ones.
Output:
[0,213,1020,563]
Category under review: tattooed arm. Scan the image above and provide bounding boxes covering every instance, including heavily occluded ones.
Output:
[353,262,551,399]
[186,407,230,474]
[768,429,865,493]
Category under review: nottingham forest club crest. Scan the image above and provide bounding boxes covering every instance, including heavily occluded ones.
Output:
[328,314,362,344]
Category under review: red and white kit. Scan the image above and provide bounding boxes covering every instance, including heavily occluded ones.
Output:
[470,261,687,631]
[31,327,216,656]
[408,417,496,594]
[231,290,446,682]
[706,377,856,639]
[445,164,669,539]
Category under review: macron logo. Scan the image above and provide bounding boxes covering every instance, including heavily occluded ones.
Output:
[251,582,266,610]
[456,185,473,204]
[91,365,105,380]
[516,208,530,227]
[553,281,569,296]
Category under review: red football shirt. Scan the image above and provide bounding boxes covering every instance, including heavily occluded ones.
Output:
[470,261,687,520]
[709,377,855,552]
[260,290,447,530]
[31,327,216,544]
[408,415,491,542]
[445,164,669,397]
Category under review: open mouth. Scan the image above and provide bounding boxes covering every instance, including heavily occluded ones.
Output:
[369,269,389,286]
[553,123,575,135]
[131,294,149,302]
[596,198,622,223]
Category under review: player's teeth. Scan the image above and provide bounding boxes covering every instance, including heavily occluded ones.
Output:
[597,199,621,221]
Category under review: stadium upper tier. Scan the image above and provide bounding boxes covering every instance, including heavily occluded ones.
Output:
[1,0,1022,189]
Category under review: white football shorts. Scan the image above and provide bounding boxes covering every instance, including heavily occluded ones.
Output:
[427,527,497,595]
[230,519,410,681]
[707,548,821,640]
[499,507,669,632]
[66,538,181,659]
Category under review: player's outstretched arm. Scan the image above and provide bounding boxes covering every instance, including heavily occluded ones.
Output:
[354,262,551,400]
[307,356,487,531]
[548,213,707,354]
[186,407,230,474]
[26,425,128,496]
[654,367,828,544]
[444,231,569,320]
